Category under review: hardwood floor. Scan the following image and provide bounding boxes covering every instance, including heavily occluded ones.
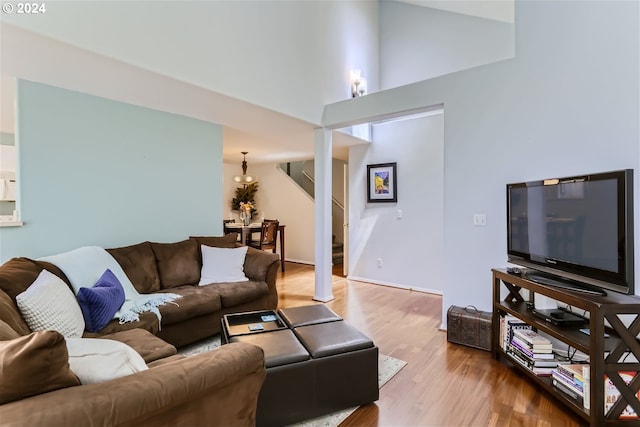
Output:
[276,262,586,427]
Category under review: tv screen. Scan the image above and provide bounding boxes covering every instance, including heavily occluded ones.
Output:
[507,169,634,295]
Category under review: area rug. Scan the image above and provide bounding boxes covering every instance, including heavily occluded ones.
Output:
[179,335,407,427]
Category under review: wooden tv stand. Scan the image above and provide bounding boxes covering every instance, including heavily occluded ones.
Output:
[492,268,640,426]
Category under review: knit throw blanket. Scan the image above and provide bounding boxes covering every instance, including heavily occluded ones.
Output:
[39,246,181,326]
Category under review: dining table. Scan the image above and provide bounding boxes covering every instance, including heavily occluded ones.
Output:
[224,222,286,272]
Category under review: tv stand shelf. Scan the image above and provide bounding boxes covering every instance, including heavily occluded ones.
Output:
[492,268,640,426]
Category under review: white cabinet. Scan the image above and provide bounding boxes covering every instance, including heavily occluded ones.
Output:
[0,144,16,201]
[0,144,20,225]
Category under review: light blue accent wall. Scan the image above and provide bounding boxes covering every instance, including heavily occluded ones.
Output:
[0,80,223,262]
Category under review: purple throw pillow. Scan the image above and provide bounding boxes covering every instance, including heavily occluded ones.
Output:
[76,269,125,333]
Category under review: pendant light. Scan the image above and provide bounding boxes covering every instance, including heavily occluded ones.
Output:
[233,151,257,184]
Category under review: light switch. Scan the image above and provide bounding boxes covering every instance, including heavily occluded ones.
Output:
[396,210,403,219]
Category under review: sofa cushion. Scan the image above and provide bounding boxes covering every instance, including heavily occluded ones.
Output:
[82,311,161,338]
[199,245,249,285]
[0,257,49,301]
[107,241,161,293]
[16,269,85,338]
[0,331,81,404]
[155,285,223,325]
[146,353,186,368]
[190,234,239,249]
[0,319,20,340]
[209,280,269,308]
[0,289,31,336]
[151,239,200,288]
[65,337,148,384]
[77,269,126,333]
[99,328,177,363]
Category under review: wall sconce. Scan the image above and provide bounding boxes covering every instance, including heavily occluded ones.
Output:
[350,69,367,98]
[233,151,257,185]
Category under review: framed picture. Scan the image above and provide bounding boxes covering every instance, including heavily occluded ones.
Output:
[367,162,397,203]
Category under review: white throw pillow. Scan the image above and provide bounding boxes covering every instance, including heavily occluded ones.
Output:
[65,338,148,384]
[16,270,85,338]
[199,245,249,285]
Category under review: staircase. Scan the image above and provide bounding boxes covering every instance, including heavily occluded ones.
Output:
[332,235,344,266]
[280,161,346,268]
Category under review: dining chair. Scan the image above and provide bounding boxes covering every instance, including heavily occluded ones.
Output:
[223,219,243,242]
[223,219,235,235]
[248,218,276,243]
[248,220,279,254]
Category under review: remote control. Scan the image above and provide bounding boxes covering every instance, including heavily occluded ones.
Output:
[507,267,522,275]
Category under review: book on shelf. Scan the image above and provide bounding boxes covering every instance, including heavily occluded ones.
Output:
[513,328,552,347]
[532,359,561,368]
[510,337,554,358]
[508,344,559,368]
[605,372,640,419]
[557,364,587,385]
[500,315,533,351]
[552,364,591,410]
[552,377,583,402]
[507,348,557,376]
[532,366,554,377]
[552,369,584,393]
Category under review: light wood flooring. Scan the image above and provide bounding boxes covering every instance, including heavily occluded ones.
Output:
[276,262,585,427]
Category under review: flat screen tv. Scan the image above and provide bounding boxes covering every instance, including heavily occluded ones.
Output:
[507,169,634,295]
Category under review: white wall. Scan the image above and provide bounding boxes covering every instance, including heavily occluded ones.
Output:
[300,158,348,244]
[2,1,379,125]
[223,162,315,265]
[379,1,514,90]
[324,0,640,325]
[398,0,515,23]
[0,80,223,262]
[348,112,444,293]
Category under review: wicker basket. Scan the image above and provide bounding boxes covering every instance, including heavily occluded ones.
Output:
[446,305,492,351]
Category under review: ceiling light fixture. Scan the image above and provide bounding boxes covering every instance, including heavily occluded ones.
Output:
[350,69,367,98]
[233,151,257,185]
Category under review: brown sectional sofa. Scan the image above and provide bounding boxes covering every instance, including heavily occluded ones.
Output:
[0,234,281,426]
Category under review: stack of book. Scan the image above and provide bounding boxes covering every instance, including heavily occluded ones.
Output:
[551,363,588,405]
[500,314,534,352]
[507,328,558,376]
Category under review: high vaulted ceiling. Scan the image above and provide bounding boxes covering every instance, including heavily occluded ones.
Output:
[0,0,513,164]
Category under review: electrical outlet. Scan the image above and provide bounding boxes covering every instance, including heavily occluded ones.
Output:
[473,213,487,226]
[377,258,383,268]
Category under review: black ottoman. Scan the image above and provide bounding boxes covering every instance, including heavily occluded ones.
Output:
[294,320,379,416]
[278,304,342,327]
[230,329,314,426]
[225,305,379,426]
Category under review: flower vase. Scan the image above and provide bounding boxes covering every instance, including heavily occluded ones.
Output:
[241,211,251,226]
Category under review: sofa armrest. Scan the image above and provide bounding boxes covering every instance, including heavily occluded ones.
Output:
[244,247,280,308]
[244,247,279,283]
[0,342,266,427]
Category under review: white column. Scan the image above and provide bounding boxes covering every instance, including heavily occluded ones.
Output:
[313,128,334,302]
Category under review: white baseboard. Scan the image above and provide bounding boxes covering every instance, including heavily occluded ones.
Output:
[346,275,443,296]
[283,258,314,266]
